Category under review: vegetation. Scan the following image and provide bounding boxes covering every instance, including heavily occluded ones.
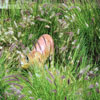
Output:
[0,0,100,100]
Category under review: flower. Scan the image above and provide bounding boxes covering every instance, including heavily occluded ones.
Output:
[89,84,94,89]
[46,77,53,84]
[61,75,66,79]
[29,97,34,100]
[96,82,99,87]
[51,89,57,93]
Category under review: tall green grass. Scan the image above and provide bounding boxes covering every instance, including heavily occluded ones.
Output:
[0,0,100,100]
